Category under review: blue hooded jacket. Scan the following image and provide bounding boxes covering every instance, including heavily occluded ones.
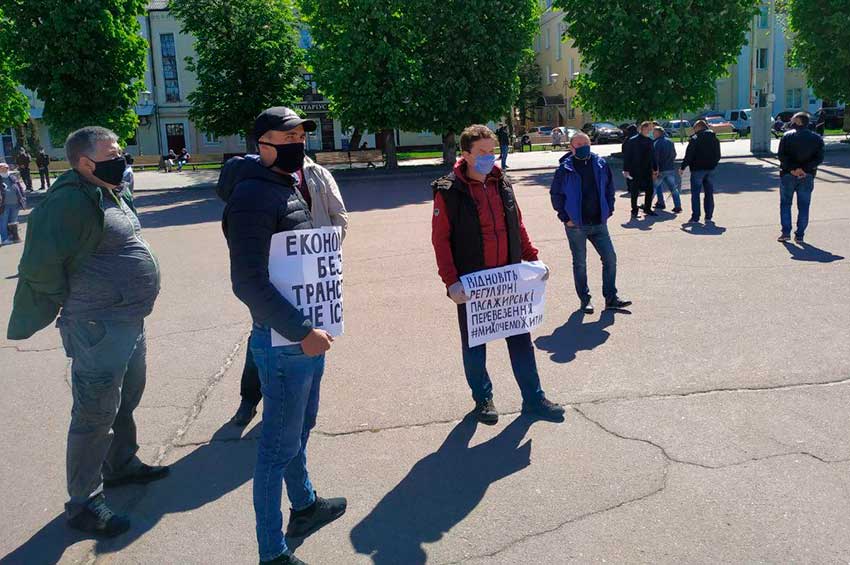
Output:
[549,152,615,226]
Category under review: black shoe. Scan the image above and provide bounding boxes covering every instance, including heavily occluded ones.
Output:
[794,234,804,243]
[643,209,658,217]
[606,297,632,310]
[231,400,258,427]
[522,398,566,422]
[630,211,639,218]
[286,493,347,539]
[705,218,714,224]
[654,202,665,209]
[261,552,308,565]
[473,398,499,425]
[686,217,699,224]
[672,207,683,213]
[777,233,791,242]
[104,463,170,488]
[67,494,130,538]
[580,299,594,314]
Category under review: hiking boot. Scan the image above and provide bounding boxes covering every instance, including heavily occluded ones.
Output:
[286,493,347,539]
[104,463,170,488]
[777,233,791,242]
[260,552,308,565]
[580,299,594,314]
[473,398,499,425]
[522,397,566,422]
[606,297,633,310]
[67,494,130,538]
[231,400,258,427]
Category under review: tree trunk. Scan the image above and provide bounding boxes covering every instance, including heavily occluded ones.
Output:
[349,127,362,150]
[245,127,258,153]
[442,131,456,166]
[382,129,398,169]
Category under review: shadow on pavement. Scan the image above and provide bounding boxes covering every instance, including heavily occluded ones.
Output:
[680,221,727,236]
[782,242,845,263]
[534,310,617,364]
[2,422,259,563]
[134,188,223,229]
[350,413,536,565]
[621,210,677,231]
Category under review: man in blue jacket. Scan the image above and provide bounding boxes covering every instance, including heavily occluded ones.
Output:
[223,107,346,565]
[651,126,682,213]
[550,133,632,314]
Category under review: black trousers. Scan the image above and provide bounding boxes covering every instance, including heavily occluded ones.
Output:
[38,167,50,190]
[628,177,653,214]
[240,345,262,405]
[19,168,32,190]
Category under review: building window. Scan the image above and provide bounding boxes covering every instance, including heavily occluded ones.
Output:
[1,128,14,159]
[160,33,181,102]
[545,64,551,85]
[545,27,551,50]
[569,57,574,78]
[556,37,562,60]
[204,132,221,145]
[758,6,769,29]
[786,88,803,108]
[756,48,768,70]
[534,34,541,52]
[568,99,576,119]
[299,28,313,49]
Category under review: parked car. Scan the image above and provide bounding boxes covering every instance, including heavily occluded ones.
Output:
[721,109,752,135]
[775,110,797,123]
[581,122,625,144]
[815,107,845,129]
[553,126,580,141]
[703,116,736,135]
[696,111,724,120]
[660,119,694,138]
[527,126,555,136]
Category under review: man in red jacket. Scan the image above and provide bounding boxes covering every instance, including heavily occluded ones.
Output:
[431,124,565,425]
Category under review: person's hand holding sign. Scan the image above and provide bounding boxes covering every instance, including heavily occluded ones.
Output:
[541,264,551,282]
[448,281,469,305]
[301,328,334,357]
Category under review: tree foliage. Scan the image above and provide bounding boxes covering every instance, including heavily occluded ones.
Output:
[784,0,850,106]
[171,0,305,151]
[0,9,28,131]
[0,0,147,141]
[301,0,421,167]
[515,51,543,127]
[554,0,758,120]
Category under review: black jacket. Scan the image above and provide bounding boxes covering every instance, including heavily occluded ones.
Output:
[219,156,315,342]
[622,134,655,180]
[681,130,721,171]
[778,127,825,177]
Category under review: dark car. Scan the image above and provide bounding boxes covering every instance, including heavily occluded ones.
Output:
[816,107,845,129]
[581,122,625,144]
[775,110,797,123]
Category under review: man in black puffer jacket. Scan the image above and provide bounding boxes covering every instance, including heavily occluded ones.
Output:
[223,107,346,565]
[680,120,721,224]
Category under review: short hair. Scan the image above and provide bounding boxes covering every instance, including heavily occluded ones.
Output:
[65,126,119,167]
[570,132,591,146]
[653,126,666,135]
[640,121,653,130]
[693,119,708,131]
[792,112,810,126]
[459,124,497,153]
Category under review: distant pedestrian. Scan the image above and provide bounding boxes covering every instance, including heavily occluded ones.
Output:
[123,152,135,194]
[776,112,824,243]
[36,148,51,190]
[680,119,721,224]
[550,132,632,314]
[7,126,168,538]
[359,141,368,150]
[520,133,531,152]
[496,123,511,169]
[651,126,682,213]
[623,121,656,218]
[15,147,32,191]
[0,162,27,245]
[431,124,564,426]
[176,147,190,171]
[551,127,564,150]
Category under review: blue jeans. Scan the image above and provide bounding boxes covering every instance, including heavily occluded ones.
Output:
[689,169,716,221]
[250,325,323,561]
[456,305,544,406]
[780,173,814,237]
[0,203,21,241]
[654,171,681,209]
[565,223,618,303]
[500,144,509,170]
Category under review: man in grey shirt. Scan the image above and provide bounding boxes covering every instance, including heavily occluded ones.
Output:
[10,126,167,537]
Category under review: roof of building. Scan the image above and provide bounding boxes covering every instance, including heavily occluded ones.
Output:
[147,0,169,10]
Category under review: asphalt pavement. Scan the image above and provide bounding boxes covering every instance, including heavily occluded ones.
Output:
[1,151,849,564]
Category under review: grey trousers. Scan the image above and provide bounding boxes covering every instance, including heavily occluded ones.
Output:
[57,317,147,518]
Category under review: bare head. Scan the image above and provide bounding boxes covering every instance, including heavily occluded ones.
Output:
[65,126,123,189]
[792,112,810,128]
[693,120,708,133]
[570,132,591,150]
[0,162,9,176]
[652,126,666,139]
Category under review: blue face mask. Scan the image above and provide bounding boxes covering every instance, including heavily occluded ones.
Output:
[473,154,497,175]
[574,145,591,160]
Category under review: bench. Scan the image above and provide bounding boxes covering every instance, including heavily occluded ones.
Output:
[315,149,383,169]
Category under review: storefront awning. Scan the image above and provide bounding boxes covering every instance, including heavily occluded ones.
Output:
[536,95,565,107]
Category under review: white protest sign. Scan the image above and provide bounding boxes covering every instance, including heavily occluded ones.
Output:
[461,261,547,348]
[268,226,344,347]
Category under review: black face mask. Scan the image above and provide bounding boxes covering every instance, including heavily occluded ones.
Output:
[259,141,305,173]
[91,156,127,187]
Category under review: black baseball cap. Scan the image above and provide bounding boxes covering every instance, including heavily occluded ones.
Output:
[253,106,317,140]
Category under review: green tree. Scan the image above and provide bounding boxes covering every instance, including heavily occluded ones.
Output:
[171,0,305,152]
[515,51,543,128]
[785,0,850,117]
[554,0,758,120]
[0,10,28,132]
[0,0,147,141]
[301,0,422,168]
[406,0,539,164]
